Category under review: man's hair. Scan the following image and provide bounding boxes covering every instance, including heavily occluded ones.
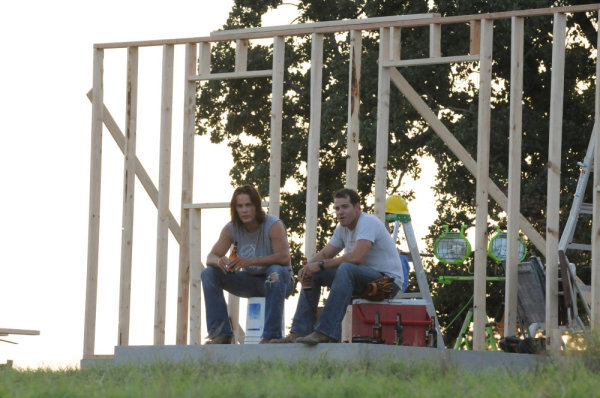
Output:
[334,188,361,206]
[230,184,266,226]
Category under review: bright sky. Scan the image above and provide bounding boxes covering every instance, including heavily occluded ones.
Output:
[0,0,437,369]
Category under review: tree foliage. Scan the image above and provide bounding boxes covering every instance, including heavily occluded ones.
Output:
[196,0,597,344]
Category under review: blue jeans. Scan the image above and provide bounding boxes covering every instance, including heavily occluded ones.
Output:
[290,262,400,340]
[201,265,294,339]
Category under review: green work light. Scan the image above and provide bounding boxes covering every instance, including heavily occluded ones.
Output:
[487,225,527,263]
[434,225,471,265]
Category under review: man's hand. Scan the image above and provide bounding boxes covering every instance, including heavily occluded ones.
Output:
[227,256,255,272]
[216,256,232,274]
[298,262,319,282]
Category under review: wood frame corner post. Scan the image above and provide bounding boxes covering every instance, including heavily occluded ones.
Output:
[83,47,104,359]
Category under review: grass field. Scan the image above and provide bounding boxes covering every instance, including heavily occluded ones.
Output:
[1,351,599,398]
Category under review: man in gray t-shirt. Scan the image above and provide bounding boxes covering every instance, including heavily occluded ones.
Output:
[271,188,403,345]
[329,212,404,288]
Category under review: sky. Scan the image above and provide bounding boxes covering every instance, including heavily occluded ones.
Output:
[0,0,437,369]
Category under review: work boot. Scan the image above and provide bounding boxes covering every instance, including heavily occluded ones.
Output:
[269,332,304,343]
[296,331,338,345]
[259,338,271,344]
[205,335,233,344]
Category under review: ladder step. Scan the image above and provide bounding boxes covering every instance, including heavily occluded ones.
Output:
[395,292,423,299]
[580,203,593,215]
[567,243,592,251]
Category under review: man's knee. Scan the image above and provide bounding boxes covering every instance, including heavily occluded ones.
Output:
[264,265,287,286]
[201,266,219,284]
[336,262,357,277]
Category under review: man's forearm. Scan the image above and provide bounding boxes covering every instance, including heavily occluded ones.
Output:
[307,245,345,269]
[206,253,221,267]
[245,251,290,267]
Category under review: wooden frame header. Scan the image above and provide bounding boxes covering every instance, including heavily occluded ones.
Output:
[94,4,600,49]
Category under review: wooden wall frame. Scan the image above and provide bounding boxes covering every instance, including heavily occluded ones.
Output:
[84,4,600,360]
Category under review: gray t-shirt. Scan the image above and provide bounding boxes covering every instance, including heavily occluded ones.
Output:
[329,212,403,287]
[227,214,291,275]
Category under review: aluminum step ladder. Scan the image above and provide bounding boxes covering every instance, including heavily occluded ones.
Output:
[557,127,595,329]
[387,211,445,348]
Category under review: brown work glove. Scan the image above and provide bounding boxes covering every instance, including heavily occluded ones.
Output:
[355,276,395,301]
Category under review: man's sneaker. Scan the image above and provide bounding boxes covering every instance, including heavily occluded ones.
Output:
[269,332,304,343]
[205,335,233,344]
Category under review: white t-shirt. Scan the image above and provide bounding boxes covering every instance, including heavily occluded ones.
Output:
[329,212,404,287]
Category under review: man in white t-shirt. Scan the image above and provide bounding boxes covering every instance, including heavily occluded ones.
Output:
[271,188,403,344]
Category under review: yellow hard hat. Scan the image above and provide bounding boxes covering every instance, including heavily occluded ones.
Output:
[385,195,409,215]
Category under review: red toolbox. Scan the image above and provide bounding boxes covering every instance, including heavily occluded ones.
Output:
[352,299,434,346]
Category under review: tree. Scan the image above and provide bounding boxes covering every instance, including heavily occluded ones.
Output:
[196,0,597,345]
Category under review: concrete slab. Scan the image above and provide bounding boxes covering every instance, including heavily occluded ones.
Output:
[112,344,548,372]
[80,357,113,368]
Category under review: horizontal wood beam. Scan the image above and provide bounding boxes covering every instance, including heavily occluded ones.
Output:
[183,201,269,209]
[95,36,212,49]
[383,54,479,68]
[189,70,272,81]
[210,14,436,40]
[210,4,598,41]
[429,4,599,25]
[94,4,599,48]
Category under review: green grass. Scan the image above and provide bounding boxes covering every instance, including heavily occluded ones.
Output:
[1,353,599,398]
